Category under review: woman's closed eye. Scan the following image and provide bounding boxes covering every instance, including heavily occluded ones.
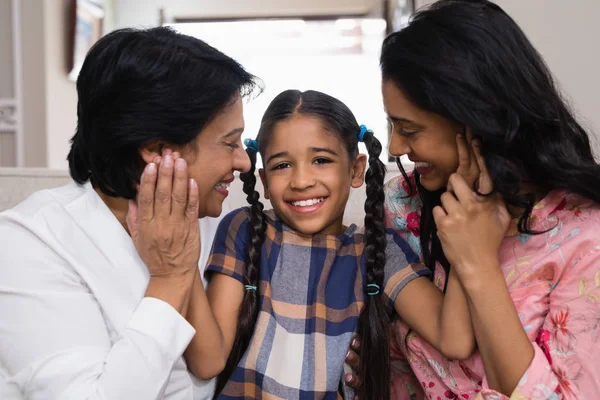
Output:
[388,118,420,138]
[397,127,419,138]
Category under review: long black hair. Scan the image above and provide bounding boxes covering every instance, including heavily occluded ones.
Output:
[381,0,600,281]
[214,90,391,400]
[68,26,260,199]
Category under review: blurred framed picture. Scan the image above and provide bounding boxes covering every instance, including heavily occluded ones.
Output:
[68,0,104,82]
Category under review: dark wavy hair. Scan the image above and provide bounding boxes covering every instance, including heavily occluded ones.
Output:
[68,26,260,198]
[381,0,600,281]
[214,90,390,400]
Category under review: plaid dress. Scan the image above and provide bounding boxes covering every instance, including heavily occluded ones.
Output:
[206,207,429,399]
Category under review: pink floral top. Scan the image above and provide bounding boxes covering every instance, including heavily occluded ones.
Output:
[384,172,600,400]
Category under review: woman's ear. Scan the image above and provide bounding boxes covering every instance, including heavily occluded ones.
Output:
[139,141,164,164]
[351,154,367,189]
[258,168,270,199]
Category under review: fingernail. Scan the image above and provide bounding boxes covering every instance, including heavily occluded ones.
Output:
[146,162,156,173]
[352,338,360,347]
[175,158,186,170]
[457,134,463,139]
[345,373,353,383]
[163,155,173,167]
[189,178,197,188]
[346,350,354,361]
[163,148,172,155]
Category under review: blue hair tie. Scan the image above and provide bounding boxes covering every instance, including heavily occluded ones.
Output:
[245,285,257,291]
[358,125,372,142]
[366,283,380,296]
[244,138,259,152]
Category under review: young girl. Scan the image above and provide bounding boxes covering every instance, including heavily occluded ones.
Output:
[185,90,475,399]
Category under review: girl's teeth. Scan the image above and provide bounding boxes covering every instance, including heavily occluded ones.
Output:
[291,198,324,207]
[215,182,230,189]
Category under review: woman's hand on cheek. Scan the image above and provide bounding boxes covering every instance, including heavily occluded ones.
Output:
[126,148,201,279]
[433,142,511,283]
[452,129,481,192]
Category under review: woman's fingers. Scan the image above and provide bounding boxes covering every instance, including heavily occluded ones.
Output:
[455,133,471,175]
[171,158,189,218]
[473,140,493,194]
[137,162,157,222]
[453,128,481,192]
[448,173,477,204]
[345,349,360,372]
[432,205,447,225]
[465,128,481,186]
[345,373,362,390]
[440,190,460,215]
[185,178,200,221]
[154,154,174,219]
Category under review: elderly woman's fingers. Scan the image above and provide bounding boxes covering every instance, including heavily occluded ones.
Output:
[171,158,189,218]
[137,162,157,222]
[185,178,199,221]
[154,153,174,219]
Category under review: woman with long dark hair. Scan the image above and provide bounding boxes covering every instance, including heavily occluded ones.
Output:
[346,0,600,398]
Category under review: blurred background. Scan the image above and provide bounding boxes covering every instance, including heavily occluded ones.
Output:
[0,0,599,171]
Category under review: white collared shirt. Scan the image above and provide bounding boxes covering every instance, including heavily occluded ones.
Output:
[0,182,222,399]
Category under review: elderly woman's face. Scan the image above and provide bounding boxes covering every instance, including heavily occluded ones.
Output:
[184,95,251,218]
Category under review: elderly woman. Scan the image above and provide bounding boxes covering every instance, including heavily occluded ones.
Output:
[0,27,260,399]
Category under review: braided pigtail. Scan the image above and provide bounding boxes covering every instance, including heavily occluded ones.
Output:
[214,140,266,397]
[354,126,391,400]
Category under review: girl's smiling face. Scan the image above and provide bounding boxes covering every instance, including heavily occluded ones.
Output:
[259,114,366,236]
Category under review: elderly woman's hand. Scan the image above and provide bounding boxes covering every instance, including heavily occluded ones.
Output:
[127,149,201,280]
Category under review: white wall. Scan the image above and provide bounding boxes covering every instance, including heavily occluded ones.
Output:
[0,0,13,99]
[414,0,600,156]
[44,0,77,169]
[0,0,16,166]
[114,0,380,29]
[16,0,600,168]
[21,0,48,167]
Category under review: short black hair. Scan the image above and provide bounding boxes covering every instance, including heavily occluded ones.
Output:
[68,26,260,198]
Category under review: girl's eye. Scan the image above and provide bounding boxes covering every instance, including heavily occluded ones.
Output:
[313,158,332,165]
[226,142,240,149]
[271,162,291,171]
